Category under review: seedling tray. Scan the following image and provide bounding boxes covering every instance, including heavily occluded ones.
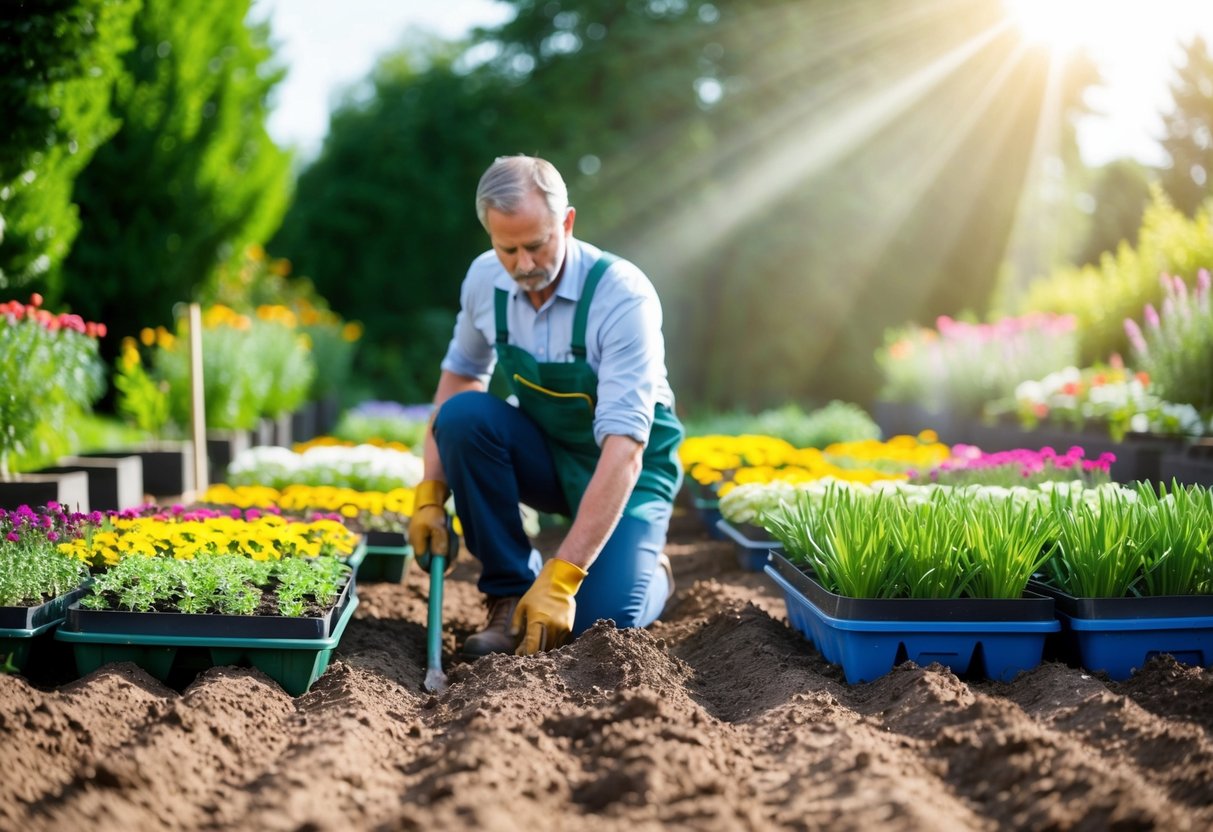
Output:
[60,578,354,640]
[766,552,1058,684]
[714,518,781,572]
[355,531,413,583]
[0,587,90,673]
[1028,581,1213,680]
[55,590,359,696]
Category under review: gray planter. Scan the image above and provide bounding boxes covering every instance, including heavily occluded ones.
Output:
[42,455,143,511]
[0,471,90,513]
[206,429,252,485]
[77,442,194,499]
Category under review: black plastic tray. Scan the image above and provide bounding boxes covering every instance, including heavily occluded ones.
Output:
[0,586,90,630]
[1027,580,1213,620]
[768,551,1055,621]
[61,577,354,640]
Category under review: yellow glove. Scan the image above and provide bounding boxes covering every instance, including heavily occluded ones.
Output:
[511,558,588,656]
[409,480,451,564]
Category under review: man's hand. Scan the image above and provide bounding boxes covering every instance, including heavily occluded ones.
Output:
[409,480,451,569]
[511,558,588,655]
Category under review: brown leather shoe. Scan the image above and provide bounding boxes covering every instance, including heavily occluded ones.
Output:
[461,595,522,658]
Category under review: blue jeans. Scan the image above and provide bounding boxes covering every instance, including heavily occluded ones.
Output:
[433,391,671,633]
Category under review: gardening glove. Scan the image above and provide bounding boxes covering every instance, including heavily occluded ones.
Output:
[511,558,588,656]
[410,479,453,573]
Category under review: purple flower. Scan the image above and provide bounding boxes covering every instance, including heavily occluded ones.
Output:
[46,531,59,542]
[6,532,19,543]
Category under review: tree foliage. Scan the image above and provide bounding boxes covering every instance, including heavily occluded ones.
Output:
[53,0,291,349]
[0,0,138,289]
[1159,35,1213,217]
[272,0,1097,410]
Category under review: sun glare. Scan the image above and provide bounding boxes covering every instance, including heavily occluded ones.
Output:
[1003,0,1112,53]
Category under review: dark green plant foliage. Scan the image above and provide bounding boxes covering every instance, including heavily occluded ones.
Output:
[1071,159,1153,268]
[273,0,1093,411]
[0,0,138,289]
[52,0,291,354]
[83,554,350,616]
[1160,36,1213,217]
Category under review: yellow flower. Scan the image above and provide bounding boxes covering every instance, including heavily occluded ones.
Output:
[341,321,363,342]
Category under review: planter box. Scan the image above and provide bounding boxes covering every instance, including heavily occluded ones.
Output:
[43,455,143,511]
[61,577,354,640]
[355,531,413,583]
[715,518,781,572]
[206,429,252,485]
[766,551,1058,684]
[0,471,90,513]
[1029,581,1213,680]
[78,442,194,499]
[290,401,319,444]
[56,584,359,696]
[0,586,89,673]
[314,395,341,437]
[871,401,976,444]
[1158,440,1213,487]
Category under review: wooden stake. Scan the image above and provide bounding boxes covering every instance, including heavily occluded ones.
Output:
[188,303,209,497]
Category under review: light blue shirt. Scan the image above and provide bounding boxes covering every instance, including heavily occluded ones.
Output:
[441,237,676,448]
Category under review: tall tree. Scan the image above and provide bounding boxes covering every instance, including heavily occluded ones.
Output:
[1159,35,1213,216]
[1071,159,1153,267]
[0,0,138,290]
[55,0,290,346]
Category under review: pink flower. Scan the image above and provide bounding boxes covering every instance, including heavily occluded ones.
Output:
[46,531,59,542]
[6,532,19,542]
[1124,318,1147,354]
[1144,304,1160,329]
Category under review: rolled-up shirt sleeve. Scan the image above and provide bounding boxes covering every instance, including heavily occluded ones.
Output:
[440,264,496,386]
[590,269,668,447]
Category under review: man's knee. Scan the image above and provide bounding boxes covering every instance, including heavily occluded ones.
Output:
[433,390,495,445]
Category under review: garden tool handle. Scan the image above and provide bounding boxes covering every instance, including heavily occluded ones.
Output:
[424,548,447,693]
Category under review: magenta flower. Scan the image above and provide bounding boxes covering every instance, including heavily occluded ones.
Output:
[46,531,59,542]
[6,531,19,542]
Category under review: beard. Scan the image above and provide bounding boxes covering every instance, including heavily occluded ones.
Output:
[512,267,557,294]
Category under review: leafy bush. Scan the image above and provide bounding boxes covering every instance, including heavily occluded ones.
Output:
[0,295,106,477]
[333,401,432,448]
[1020,190,1213,364]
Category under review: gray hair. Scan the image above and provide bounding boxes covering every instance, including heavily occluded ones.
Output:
[475,155,569,230]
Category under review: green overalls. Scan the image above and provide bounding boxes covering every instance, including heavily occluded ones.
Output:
[492,254,684,523]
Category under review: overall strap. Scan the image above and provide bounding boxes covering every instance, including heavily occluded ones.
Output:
[571,253,618,359]
[494,288,509,344]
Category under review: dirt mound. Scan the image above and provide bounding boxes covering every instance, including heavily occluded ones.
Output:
[2,507,1211,830]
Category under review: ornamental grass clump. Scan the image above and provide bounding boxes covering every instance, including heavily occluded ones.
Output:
[81,553,350,616]
[763,484,1059,600]
[1125,269,1213,420]
[0,505,91,606]
[0,295,107,477]
[1043,482,1213,598]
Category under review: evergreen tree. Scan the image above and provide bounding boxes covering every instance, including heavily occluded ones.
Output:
[56,0,290,346]
[1159,35,1213,216]
[0,0,137,289]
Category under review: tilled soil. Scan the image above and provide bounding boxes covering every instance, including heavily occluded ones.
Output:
[3,509,1212,831]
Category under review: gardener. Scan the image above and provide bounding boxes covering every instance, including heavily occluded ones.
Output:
[409,154,684,658]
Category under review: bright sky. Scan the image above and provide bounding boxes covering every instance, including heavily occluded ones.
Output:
[258,0,1213,168]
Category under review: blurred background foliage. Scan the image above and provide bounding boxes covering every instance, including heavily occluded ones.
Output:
[2,0,1212,416]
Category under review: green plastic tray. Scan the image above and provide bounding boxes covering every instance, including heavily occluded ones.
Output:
[55,593,359,696]
[357,543,413,583]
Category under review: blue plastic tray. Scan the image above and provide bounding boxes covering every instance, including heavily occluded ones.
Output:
[714,518,780,572]
[765,556,1058,684]
[692,496,725,540]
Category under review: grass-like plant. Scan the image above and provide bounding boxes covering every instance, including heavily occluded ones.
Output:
[0,505,91,607]
[961,497,1058,599]
[1133,482,1212,596]
[1043,488,1148,598]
